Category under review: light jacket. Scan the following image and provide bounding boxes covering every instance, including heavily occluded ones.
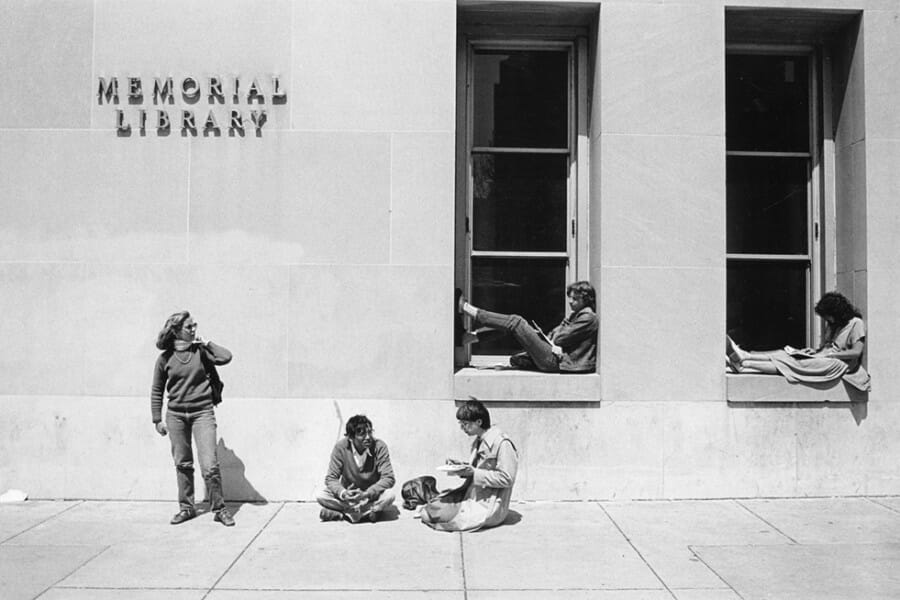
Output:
[423,426,518,532]
[550,306,598,372]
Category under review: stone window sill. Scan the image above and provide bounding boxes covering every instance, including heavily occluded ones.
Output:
[454,356,600,402]
[726,373,868,404]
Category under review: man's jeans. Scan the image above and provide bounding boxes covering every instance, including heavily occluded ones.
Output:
[474,309,560,372]
[166,408,224,513]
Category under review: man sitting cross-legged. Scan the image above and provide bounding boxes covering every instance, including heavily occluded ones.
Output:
[315,415,396,523]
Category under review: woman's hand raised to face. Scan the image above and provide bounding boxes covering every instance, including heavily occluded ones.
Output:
[155,422,168,437]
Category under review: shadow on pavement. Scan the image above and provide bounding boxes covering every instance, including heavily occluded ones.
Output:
[377,504,401,522]
[503,509,523,526]
[218,438,266,516]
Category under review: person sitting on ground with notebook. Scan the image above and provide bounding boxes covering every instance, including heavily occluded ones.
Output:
[457,281,598,373]
[316,415,396,522]
[422,398,518,532]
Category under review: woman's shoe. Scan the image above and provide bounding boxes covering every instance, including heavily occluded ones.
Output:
[170,508,196,525]
[725,336,743,373]
[214,508,235,527]
[454,288,465,345]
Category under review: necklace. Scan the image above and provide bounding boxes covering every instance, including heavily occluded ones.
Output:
[173,349,193,364]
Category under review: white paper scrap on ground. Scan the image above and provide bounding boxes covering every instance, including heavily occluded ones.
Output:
[0,489,28,503]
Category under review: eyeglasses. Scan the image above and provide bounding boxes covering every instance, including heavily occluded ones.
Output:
[183,323,198,331]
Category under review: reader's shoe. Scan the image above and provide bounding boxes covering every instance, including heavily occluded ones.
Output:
[455,288,465,346]
[170,508,196,525]
[725,336,743,373]
[214,509,235,527]
[455,288,465,315]
[319,508,344,522]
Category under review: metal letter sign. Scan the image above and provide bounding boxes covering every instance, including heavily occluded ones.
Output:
[99,74,287,137]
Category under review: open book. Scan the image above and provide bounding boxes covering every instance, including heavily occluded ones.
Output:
[531,320,553,345]
[784,345,816,358]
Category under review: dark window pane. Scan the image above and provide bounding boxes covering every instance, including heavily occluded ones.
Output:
[727,260,808,350]
[726,54,809,152]
[471,257,567,355]
[727,156,808,255]
[473,154,568,252]
[473,50,568,148]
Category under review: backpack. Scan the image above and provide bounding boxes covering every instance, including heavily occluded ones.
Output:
[401,475,439,510]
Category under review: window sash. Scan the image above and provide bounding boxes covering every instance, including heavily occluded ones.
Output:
[464,40,579,357]
[725,46,820,347]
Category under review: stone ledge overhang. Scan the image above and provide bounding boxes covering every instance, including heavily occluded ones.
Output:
[454,367,601,402]
[727,373,868,404]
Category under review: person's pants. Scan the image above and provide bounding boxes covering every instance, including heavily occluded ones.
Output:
[166,408,225,513]
[473,309,560,372]
[315,486,396,521]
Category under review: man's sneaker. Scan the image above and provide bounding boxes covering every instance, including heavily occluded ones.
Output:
[170,508,196,525]
[214,509,235,527]
[319,508,344,521]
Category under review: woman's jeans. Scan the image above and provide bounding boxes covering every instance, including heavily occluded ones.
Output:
[474,309,559,372]
[166,408,225,513]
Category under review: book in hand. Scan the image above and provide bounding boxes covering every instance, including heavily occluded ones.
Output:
[784,345,816,358]
[436,463,469,473]
[531,320,553,345]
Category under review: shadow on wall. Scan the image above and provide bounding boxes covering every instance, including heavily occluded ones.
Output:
[218,438,267,512]
[849,400,867,425]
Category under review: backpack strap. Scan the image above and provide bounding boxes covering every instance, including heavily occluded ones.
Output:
[198,346,224,404]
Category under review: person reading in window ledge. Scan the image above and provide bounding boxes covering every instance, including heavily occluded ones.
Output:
[316,415,396,523]
[457,281,598,373]
[726,291,871,391]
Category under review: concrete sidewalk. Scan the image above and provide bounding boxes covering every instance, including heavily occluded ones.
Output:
[1,498,899,599]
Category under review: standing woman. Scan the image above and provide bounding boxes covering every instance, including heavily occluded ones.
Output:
[151,311,235,526]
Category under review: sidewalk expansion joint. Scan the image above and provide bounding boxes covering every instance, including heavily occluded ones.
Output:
[686,546,747,600]
[201,501,286,600]
[867,497,900,515]
[734,499,798,544]
[458,532,469,600]
[597,502,678,600]
[0,500,85,545]
[36,544,109,599]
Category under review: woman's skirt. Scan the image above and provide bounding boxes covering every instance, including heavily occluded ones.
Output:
[768,351,871,391]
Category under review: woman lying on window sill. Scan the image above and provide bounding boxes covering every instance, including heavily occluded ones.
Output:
[725,291,870,392]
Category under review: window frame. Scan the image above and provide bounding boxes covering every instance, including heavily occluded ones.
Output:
[725,43,832,348]
[456,34,590,365]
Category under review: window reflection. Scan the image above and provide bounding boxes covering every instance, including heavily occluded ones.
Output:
[472,257,567,355]
[727,261,808,349]
[473,154,568,252]
[473,50,568,148]
[726,156,808,255]
[726,54,809,152]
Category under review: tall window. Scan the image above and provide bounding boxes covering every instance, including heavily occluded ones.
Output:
[726,49,820,350]
[462,40,583,357]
